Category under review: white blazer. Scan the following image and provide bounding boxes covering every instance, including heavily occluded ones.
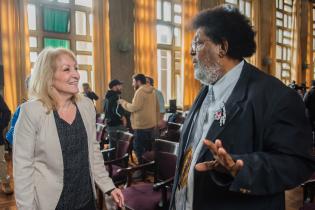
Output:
[13,97,115,210]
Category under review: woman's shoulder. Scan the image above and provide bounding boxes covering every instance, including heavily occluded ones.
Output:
[22,99,44,109]
[76,96,95,112]
[20,99,47,116]
[77,95,93,105]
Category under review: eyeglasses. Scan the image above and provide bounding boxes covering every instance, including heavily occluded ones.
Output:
[191,39,211,52]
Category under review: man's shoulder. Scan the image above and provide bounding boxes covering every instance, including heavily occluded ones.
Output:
[245,63,288,91]
[134,86,147,96]
[240,63,296,104]
[156,89,164,96]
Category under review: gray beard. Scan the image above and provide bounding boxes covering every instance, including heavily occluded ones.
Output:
[194,61,223,85]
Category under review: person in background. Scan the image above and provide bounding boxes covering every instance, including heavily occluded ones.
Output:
[304,80,315,131]
[146,76,167,131]
[104,79,127,158]
[6,76,30,145]
[5,105,19,145]
[119,74,160,164]
[82,82,99,103]
[14,48,124,210]
[0,94,13,194]
[288,80,297,90]
[146,76,165,121]
[170,5,315,210]
[301,82,307,97]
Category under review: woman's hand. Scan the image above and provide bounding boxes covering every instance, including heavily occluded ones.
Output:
[110,188,125,208]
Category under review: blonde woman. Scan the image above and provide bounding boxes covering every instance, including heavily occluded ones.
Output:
[13,48,124,210]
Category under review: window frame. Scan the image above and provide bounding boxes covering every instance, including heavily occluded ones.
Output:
[156,0,182,107]
[275,0,293,84]
[27,0,93,87]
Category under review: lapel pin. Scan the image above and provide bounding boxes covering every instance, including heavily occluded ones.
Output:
[214,102,226,126]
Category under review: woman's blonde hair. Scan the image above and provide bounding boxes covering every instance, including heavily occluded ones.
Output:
[28,48,79,112]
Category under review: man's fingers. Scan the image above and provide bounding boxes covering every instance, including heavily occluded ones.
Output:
[218,147,235,168]
[234,159,244,171]
[203,140,218,156]
[215,139,222,148]
[217,147,244,177]
[203,139,244,176]
[195,160,218,172]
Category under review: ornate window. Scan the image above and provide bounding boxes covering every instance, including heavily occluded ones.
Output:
[156,0,182,106]
[276,0,293,84]
[27,0,93,90]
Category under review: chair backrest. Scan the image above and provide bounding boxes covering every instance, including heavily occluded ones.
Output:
[96,123,106,142]
[160,122,182,142]
[167,122,182,130]
[115,131,134,161]
[299,203,315,210]
[96,112,106,124]
[167,112,185,124]
[154,139,179,181]
[117,130,133,142]
[116,140,131,159]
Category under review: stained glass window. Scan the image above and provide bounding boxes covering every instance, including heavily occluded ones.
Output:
[43,7,70,33]
[44,38,70,49]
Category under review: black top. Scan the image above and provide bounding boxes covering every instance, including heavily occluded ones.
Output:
[54,107,94,210]
[84,91,99,102]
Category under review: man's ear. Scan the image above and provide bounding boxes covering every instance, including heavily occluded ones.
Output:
[219,40,228,58]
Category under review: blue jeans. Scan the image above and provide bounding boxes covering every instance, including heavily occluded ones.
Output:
[133,128,154,164]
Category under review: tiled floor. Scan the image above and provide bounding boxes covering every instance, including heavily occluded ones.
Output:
[0,152,306,210]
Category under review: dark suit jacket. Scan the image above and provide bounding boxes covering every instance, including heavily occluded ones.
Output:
[304,86,315,128]
[170,62,315,210]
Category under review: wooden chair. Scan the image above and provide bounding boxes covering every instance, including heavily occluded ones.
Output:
[97,131,134,210]
[118,139,179,210]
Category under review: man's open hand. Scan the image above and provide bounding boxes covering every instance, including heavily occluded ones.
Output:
[195,139,244,177]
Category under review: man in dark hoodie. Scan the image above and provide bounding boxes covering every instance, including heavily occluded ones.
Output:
[104,79,127,155]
